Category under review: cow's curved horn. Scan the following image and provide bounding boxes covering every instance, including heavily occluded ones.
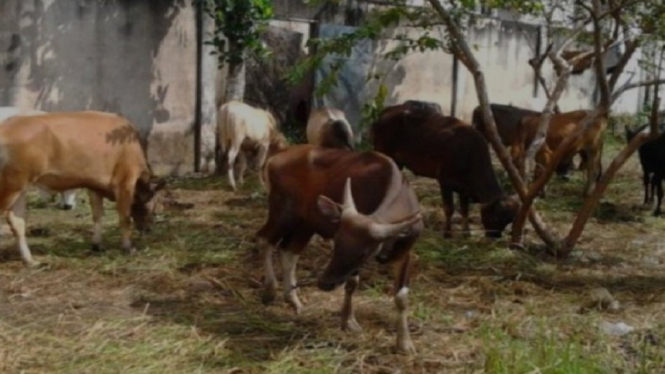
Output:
[342,177,358,214]
[368,212,422,241]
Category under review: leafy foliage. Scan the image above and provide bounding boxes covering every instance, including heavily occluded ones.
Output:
[199,0,273,68]
[357,83,389,150]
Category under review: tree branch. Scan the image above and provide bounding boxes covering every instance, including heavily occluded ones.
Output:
[611,78,665,103]
[592,0,611,109]
[608,39,639,92]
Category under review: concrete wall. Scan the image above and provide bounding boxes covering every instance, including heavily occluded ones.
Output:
[0,0,197,176]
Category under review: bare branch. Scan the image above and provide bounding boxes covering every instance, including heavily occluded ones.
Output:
[608,40,639,91]
[611,78,665,103]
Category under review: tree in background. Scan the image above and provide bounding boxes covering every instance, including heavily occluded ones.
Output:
[201,0,273,102]
[290,0,665,256]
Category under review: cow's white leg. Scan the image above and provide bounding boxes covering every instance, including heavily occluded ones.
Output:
[235,152,247,187]
[88,190,104,252]
[226,145,240,191]
[394,285,414,354]
[255,143,269,191]
[61,190,77,210]
[341,274,362,332]
[280,250,303,314]
[393,252,415,354]
[261,238,278,305]
[6,193,40,267]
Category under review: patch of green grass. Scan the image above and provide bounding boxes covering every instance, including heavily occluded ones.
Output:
[480,317,665,374]
[481,319,613,374]
[415,229,538,273]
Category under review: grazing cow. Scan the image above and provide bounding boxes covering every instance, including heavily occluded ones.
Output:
[306,107,354,150]
[257,145,423,353]
[0,111,166,267]
[217,100,288,191]
[370,103,519,238]
[0,107,78,209]
[511,110,606,197]
[626,123,665,214]
[471,103,580,178]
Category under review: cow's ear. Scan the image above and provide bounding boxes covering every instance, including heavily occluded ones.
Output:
[317,195,342,222]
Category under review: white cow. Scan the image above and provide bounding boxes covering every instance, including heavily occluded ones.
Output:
[0,107,78,210]
[217,100,288,191]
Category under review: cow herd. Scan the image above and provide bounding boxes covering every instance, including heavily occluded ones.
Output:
[0,99,660,354]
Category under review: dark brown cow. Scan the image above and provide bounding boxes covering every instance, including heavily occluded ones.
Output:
[370,104,519,238]
[471,103,579,178]
[256,145,423,354]
[472,103,539,147]
[511,110,606,197]
[0,111,165,267]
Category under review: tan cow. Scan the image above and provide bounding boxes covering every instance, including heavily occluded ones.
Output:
[511,110,606,197]
[306,107,355,150]
[0,106,78,209]
[0,111,165,267]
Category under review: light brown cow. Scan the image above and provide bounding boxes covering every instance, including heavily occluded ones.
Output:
[0,111,165,267]
[306,107,355,150]
[0,106,79,209]
[217,100,288,191]
[257,145,423,354]
[510,110,606,197]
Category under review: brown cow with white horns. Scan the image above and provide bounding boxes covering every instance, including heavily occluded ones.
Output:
[256,144,423,354]
[0,111,165,267]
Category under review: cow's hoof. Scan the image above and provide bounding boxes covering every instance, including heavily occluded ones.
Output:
[286,296,303,315]
[91,243,103,252]
[395,338,417,355]
[442,231,453,239]
[26,260,43,269]
[61,204,74,211]
[342,318,362,332]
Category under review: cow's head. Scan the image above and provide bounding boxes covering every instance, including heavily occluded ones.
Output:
[480,194,520,238]
[132,174,167,233]
[316,178,422,291]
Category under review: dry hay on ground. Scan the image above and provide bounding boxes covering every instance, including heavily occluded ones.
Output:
[1,135,664,373]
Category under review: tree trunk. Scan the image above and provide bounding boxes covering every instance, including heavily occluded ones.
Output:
[561,44,665,255]
[561,130,657,255]
[224,48,246,102]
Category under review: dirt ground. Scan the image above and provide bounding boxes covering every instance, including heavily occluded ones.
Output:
[1,133,664,374]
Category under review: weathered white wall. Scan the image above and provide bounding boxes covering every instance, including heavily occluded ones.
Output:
[0,0,199,176]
